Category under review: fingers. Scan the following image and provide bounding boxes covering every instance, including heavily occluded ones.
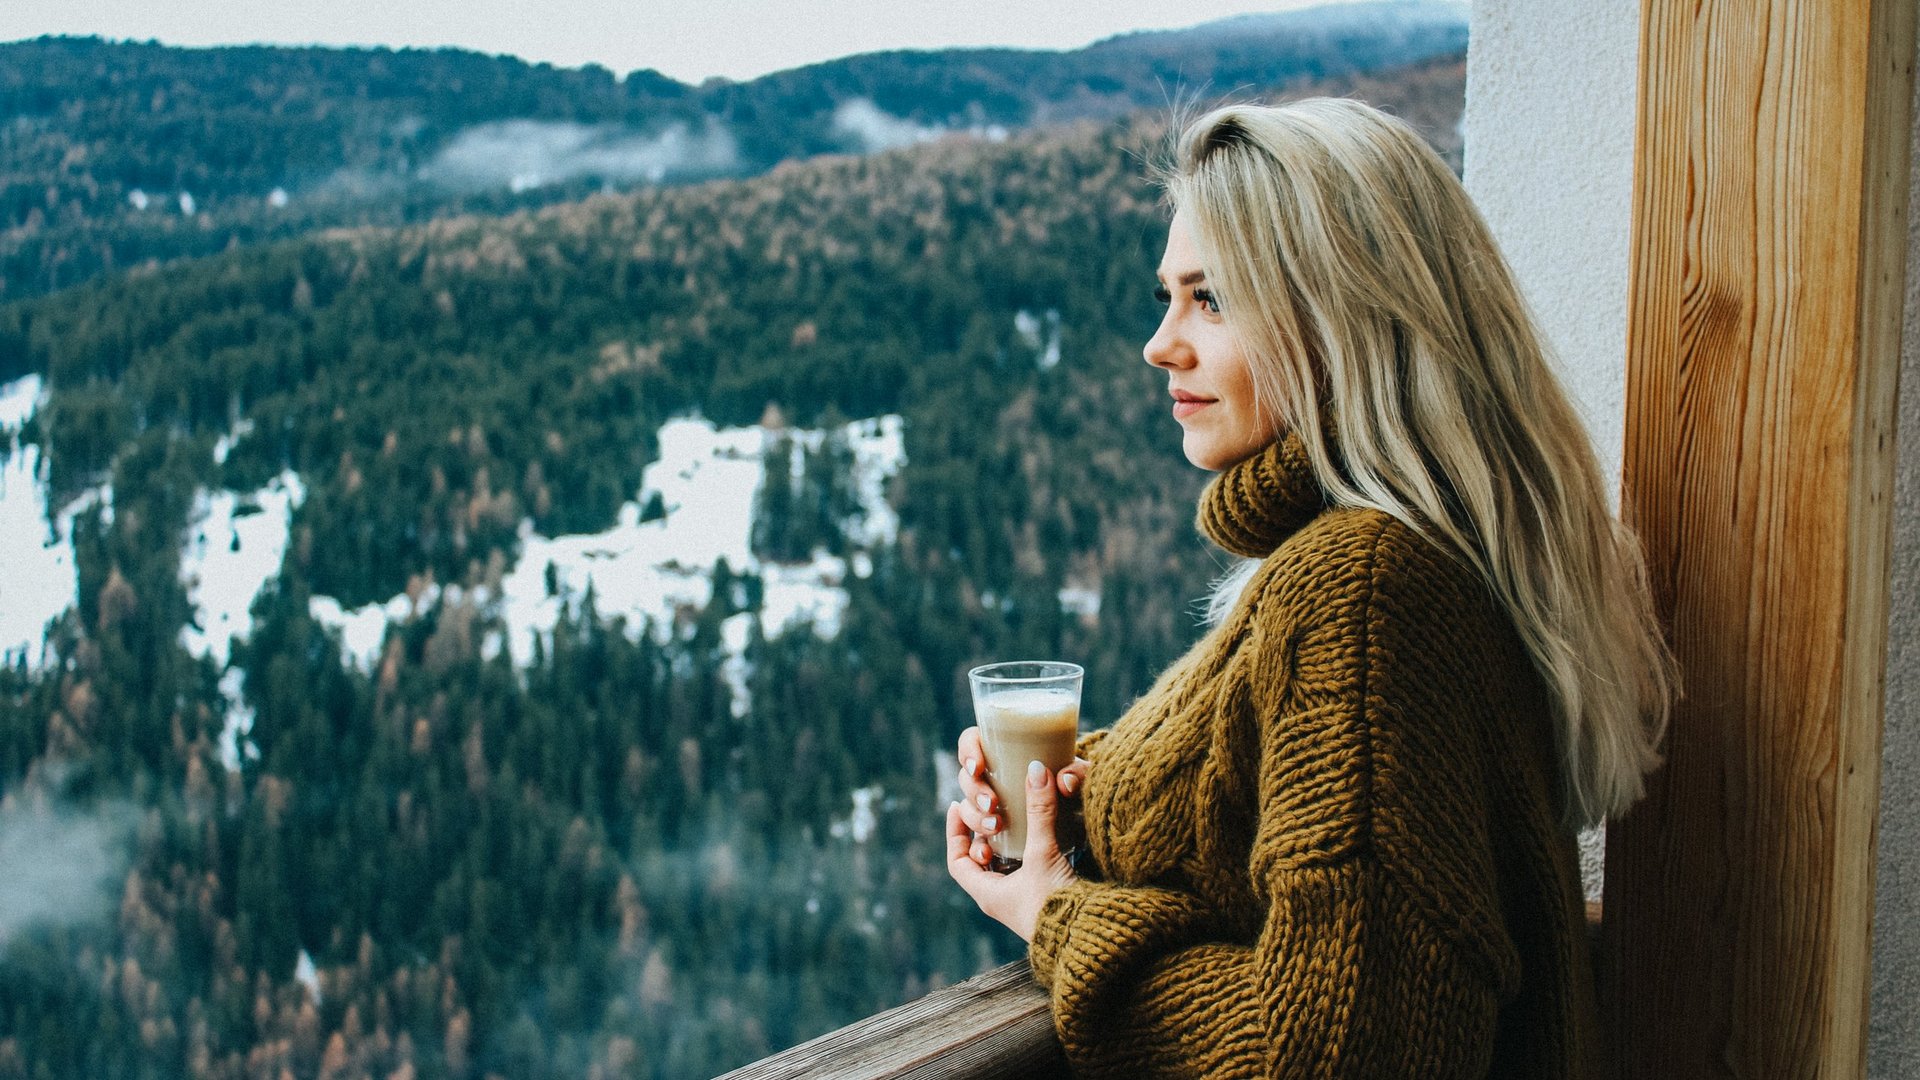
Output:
[947,802,997,879]
[959,726,984,768]
[1056,756,1090,798]
[949,739,1000,869]
[954,785,1002,843]
[956,725,994,803]
[1022,761,1061,866]
[946,802,986,882]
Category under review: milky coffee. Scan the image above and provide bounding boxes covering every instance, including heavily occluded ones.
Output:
[976,686,1080,866]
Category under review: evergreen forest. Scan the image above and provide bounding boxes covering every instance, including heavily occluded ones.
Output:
[0,27,1466,1080]
[0,2,1467,304]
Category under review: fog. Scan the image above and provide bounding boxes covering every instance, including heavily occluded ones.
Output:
[831,98,946,153]
[418,118,741,192]
[0,798,134,944]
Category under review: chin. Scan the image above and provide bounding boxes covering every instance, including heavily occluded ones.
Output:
[1181,435,1231,473]
[1183,432,1268,473]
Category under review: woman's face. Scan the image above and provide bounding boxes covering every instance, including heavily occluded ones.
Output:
[1144,209,1281,471]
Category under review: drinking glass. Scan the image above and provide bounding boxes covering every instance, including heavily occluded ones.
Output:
[967,660,1084,872]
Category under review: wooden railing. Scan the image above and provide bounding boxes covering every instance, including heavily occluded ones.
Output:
[723,905,1603,1078]
[716,961,1068,1080]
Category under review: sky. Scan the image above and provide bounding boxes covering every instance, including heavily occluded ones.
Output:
[0,0,1377,85]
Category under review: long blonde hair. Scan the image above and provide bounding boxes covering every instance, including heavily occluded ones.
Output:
[1165,98,1672,828]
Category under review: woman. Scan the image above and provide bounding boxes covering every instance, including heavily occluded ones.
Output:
[944,98,1672,1078]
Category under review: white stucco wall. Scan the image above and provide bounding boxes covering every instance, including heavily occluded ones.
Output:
[1869,31,1920,1074]
[1463,2,1918,1073]
[1460,0,1640,903]
[1461,3,1640,497]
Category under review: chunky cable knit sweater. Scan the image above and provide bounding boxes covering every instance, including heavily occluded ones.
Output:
[1028,434,1600,1078]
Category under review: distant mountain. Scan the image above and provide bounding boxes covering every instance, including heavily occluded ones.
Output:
[0,1,1466,301]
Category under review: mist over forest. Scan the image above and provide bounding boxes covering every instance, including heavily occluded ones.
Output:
[0,5,1467,1076]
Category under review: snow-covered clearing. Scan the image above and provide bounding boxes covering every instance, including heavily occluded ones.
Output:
[3,395,906,740]
[0,376,110,669]
[178,472,307,669]
[175,470,306,768]
[311,415,906,687]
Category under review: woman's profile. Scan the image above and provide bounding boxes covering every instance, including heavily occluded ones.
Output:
[945,97,1673,1077]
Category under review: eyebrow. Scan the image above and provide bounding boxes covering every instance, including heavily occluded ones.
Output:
[1155,270,1208,286]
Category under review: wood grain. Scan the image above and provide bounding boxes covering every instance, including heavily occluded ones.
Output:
[1606,0,1913,1077]
[714,961,1069,1080]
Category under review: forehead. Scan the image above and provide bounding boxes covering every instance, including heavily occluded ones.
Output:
[1156,209,1205,278]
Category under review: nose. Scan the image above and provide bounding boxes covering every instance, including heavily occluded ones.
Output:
[1143,310,1190,370]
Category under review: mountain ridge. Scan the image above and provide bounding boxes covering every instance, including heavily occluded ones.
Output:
[0,2,1466,301]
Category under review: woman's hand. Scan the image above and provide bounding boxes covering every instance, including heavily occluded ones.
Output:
[951,725,1089,870]
[946,755,1082,943]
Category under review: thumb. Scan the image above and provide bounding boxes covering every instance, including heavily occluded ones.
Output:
[1022,760,1059,864]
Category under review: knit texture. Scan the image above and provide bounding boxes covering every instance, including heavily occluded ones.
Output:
[1029,434,1600,1078]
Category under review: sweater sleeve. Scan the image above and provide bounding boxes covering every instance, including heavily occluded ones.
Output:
[1075,727,1110,759]
[1026,522,1524,1078]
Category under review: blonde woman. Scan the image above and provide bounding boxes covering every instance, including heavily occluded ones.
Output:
[945,97,1672,1078]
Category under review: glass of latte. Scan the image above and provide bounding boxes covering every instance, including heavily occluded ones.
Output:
[967,661,1084,873]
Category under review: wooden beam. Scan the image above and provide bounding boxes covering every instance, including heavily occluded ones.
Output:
[1606,0,1914,1077]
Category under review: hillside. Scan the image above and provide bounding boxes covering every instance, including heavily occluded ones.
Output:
[0,1,1467,301]
[0,50,1466,1080]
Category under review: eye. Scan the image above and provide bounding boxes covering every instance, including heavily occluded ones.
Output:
[1193,288,1221,314]
[1152,284,1171,305]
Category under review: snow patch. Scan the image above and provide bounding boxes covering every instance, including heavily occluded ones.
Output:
[307,592,419,672]
[1015,308,1062,370]
[294,949,320,1002]
[0,375,43,437]
[176,468,305,767]
[0,376,106,669]
[306,415,905,678]
[216,669,255,770]
[830,785,883,843]
[1058,584,1101,619]
[178,472,305,669]
[212,420,254,466]
[719,612,754,720]
[759,550,850,636]
[933,749,962,809]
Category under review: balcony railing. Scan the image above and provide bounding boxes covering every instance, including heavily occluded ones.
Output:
[716,960,1068,1079]
[724,902,1607,1078]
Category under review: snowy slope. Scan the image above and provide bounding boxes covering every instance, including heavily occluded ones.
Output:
[0,375,108,669]
[2,397,905,741]
[311,414,906,676]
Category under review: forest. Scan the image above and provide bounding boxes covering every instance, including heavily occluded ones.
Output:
[0,2,1467,303]
[0,27,1466,1080]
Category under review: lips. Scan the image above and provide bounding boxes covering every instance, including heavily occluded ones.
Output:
[1170,389,1216,420]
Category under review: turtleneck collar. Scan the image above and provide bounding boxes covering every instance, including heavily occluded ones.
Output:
[1195,432,1329,558]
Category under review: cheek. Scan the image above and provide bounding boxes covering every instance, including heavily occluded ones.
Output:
[1221,357,1266,428]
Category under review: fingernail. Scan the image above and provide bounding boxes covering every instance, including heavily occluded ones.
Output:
[1028,760,1045,786]
[982,815,997,832]
[964,757,977,777]
[1062,775,1079,795]
[976,793,992,812]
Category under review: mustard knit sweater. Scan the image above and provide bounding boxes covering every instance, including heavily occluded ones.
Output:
[1028,434,1600,1078]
